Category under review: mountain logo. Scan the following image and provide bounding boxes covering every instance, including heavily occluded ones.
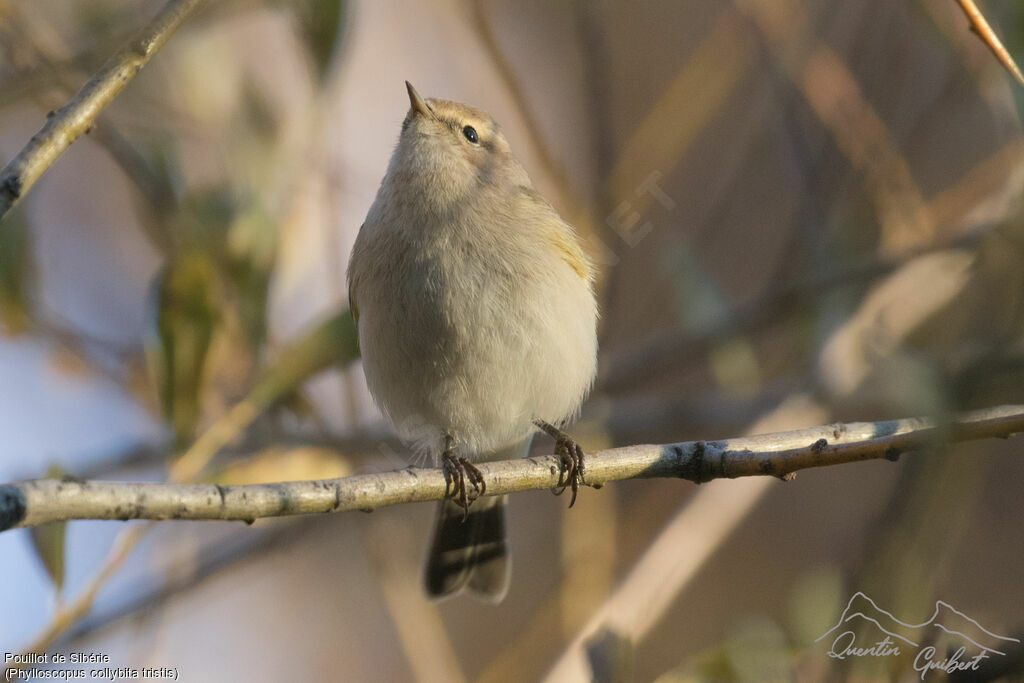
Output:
[815,592,1019,678]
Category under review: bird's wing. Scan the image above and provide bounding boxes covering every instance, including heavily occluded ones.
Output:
[347,224,362,330]
[517,186,594,283]
[349,291,359,329]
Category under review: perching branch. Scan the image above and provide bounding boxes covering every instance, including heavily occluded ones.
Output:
[0,0,206,221]
[2,404,1022,531]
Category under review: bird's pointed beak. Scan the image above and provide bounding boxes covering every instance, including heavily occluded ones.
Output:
[406,81,432,118]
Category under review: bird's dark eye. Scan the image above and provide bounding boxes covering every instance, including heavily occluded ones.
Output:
[462,125,479,144]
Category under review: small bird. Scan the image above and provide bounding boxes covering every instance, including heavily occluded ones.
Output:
[347,82,598,602]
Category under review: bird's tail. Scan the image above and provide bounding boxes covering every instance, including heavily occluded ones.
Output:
[424,435,532,603]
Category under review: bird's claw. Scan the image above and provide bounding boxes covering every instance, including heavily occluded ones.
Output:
[534,420,586,507]
[441,438,485,520]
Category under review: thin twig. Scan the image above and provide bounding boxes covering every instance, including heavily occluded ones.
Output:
[2,405,1022,530]
[954,0,1024,86]
[168,399,262,482]
[3,1,178,252]
[0,0,206,221]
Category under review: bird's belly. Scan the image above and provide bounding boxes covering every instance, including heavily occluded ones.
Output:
[358,252,596,457]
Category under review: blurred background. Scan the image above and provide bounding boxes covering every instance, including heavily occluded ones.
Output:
[2,0,1024,680]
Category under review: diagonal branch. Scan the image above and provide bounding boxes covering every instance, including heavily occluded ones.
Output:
[954,0,1024,86]
[2,404,1022,531]
[0,0,206,221]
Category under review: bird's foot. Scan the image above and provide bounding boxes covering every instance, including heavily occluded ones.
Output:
[441,436,485,520]
[534,419,586,507]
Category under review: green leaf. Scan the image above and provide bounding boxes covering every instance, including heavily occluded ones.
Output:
[225,201,277,351]
[28,522,67,592]
[130,135,184,216]
[145,251,221,448]
[239,77,280,143]
[0,205,34,334]
[171,186,236,253]
[27,467,68,591]
[293,0,348,80]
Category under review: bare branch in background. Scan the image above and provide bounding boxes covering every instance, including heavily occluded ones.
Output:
[0,0,206,221]
[2,404,1022,530]
[954,0,1024,86]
